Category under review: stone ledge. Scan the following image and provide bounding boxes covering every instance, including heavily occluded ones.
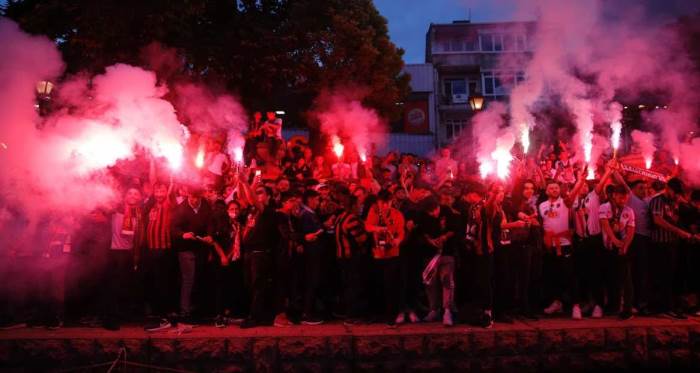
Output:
[1,317,700,372]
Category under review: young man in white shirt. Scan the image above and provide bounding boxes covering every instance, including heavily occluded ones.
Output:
[539,169,585,319]
[599,184,636,320]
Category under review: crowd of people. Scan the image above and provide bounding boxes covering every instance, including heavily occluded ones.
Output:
[2,113,700,332]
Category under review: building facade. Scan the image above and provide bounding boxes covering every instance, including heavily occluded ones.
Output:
[425,20,536,146]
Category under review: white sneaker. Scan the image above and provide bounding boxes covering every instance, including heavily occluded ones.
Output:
[423,310,439,322]
[395,312,406,325]
[408,311,419,323]
[544,300,563,315]
[443,309,454,327]
[572,304,582,320]
[591,305,604,319]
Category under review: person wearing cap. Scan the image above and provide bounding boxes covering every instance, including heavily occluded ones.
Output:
[649,177,694,319]
[599,184,636,320]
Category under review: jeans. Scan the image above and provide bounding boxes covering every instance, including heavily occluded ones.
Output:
[104,250,134,322]
[473,252,494,311]
[178,251,196,315]
[577,235,604,306]
[303,246,323,317]
[426,256,455,312]
[245,251,274,322]
[378,257,401,322]
[543,245,575,306]
[339,255,371,319]
[511,241,536,313]
[143,249,175,317]
[630,234,650,310]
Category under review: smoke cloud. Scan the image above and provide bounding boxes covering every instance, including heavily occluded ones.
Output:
[173,83,248,163]
[462,0,699,183]
[312,88,386,159]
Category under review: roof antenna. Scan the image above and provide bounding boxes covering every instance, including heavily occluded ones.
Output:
[468,8,472,22]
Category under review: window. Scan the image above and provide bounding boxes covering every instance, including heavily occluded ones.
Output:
[482,71,526,97]
[516,34,527,51]
[483,72,495,95]
[445,120,466,140]
[503,34,513,51]
[480,34,493,52]
[444,79,467,96]
[493,35,503,51]
[464,36,478,51]
[480,32,527,52]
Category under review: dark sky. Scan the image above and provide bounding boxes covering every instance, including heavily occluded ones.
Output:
[374,0,700,64]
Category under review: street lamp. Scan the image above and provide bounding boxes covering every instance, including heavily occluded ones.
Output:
[469,93,484,111]
[36,80,54,97]
[36,80,54,118]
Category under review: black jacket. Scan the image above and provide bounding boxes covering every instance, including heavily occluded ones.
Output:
[171,200,214,252]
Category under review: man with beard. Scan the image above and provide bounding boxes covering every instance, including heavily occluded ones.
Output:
[103,186,145,330]
[204,185,234,327]
[171,187,214,323]
[366,190,405,326]
[626,180,652,315]
[272,192,304,326]
[299,189,326,325]
[335,188,371,325]
[539,170,585,320]
[143,182,177,332]
[238,174,280,328]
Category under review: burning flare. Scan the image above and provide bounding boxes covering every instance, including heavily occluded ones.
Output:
[195,146,205,169]
[331,136,344,160]
[156,141,183,170]
[491,147,513,180]
[479,160,493,179]
[233,146,243,164]
[611,121,622,158]
[521,127,530,154]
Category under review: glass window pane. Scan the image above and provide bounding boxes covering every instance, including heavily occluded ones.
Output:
[494,34,503,51]
[484,77,494,95]
[481,34,493,51]
[452,80,466,95]
[494,76,504,95]
[503,34,513,51]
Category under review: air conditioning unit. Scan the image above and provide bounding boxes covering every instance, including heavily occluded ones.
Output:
[451,94,468,104]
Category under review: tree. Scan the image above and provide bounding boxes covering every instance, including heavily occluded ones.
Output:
[2,0,409,124]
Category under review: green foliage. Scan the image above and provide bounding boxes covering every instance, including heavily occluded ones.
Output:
[2,0,410,124]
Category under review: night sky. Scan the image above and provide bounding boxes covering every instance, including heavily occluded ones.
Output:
[374,0,700,64]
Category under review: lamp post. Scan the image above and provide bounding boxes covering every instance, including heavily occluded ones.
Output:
[36,80,54,117]
[468,93,484,111]
[36,80,54,97]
